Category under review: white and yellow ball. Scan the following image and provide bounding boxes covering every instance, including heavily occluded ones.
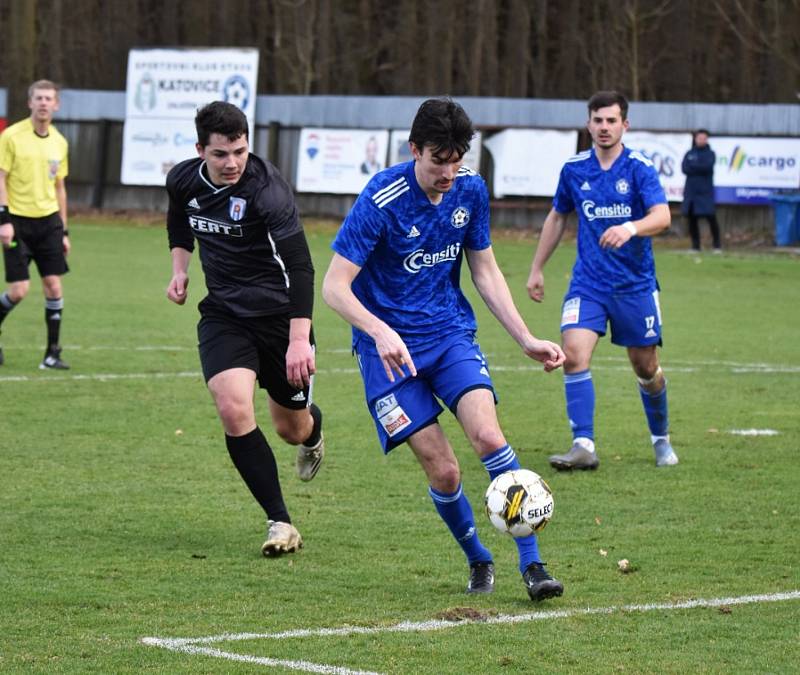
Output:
[484,469,554,537]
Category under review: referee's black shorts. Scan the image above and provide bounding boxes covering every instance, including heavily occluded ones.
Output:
[197,307,315,410]
[3,212,69,283]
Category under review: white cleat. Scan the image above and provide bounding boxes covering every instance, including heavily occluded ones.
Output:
[261,521,303,557]
[296,433,324,482]
[654,439,679,467]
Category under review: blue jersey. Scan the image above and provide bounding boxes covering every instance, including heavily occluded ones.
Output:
[332,160,491,353]
[553,146,667,293]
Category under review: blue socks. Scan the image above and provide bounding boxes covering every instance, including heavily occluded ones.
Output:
[430,445,549,573]
[565,369,595,442]
[429,484,492,565]
[566,368,669,444]
[639,383,669,438]
[481,445,541,574]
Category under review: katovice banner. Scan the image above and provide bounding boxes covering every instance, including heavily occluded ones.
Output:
[121,48,259,186]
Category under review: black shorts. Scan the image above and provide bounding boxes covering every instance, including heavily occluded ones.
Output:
[197,308,315,410]
[3,212,69,283]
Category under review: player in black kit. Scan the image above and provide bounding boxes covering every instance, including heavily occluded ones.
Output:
[165,101,324,556]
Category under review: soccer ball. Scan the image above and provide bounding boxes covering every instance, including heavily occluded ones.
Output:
[484,469,554,537]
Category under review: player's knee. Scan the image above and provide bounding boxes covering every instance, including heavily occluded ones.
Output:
[273,418,306,445]
[471,426,506,455]
[564,350,590,371]
[42,277,62,297]
[431,461,461,493]
[8,282,29,302]
[215,397,254,435]
[637,365,665,394]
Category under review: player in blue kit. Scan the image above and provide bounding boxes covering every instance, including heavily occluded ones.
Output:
[323,98,567,601]
[527,90,679,470]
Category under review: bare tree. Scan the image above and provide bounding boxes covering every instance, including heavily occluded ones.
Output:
[714,0,800,75]
[1,0,798,102]
[7,0,36,120]
[622,0,673,100]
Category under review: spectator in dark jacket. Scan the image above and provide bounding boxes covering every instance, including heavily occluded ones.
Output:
[681,129,721,252]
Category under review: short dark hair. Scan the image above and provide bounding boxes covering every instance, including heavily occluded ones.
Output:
[195,101,248,147]
[694,128,710,137]
[587,91,629,120]
[409,97,474,159]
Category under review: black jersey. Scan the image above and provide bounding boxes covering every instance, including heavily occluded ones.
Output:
[166,154,314,318]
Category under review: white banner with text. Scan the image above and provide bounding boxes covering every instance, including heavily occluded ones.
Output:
[121,48,259,186]
[623,132,692,202]
[296,128,390,194]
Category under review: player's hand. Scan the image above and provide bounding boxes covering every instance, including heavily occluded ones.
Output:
[166,273,189,305]
[522,337,566,372]
[286,339,315,389]
[599,224,634,249]
[0,222,14,248]
[526,269,545,302]
[372,323,417,382]
[62,233,71,256]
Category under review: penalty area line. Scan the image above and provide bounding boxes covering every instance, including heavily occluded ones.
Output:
[141,590,800,674]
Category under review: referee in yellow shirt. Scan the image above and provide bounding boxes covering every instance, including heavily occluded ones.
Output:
[0,80,70,369]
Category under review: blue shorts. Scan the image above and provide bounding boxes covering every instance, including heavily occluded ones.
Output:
[560,284,663,347]
[356,332,496,453]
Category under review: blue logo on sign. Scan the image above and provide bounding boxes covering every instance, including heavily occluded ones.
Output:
[222,75,250,110]
[306,133,320,160]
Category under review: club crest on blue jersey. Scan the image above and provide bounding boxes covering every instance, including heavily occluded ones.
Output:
[229,197,247,221]
[615,178,630,194]
[451,206,470,228]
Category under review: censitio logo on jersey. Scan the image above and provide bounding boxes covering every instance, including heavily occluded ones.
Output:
[581,200,632,220]
[403,243,461,273]
[450,206,470,228]
[189,215,243,237]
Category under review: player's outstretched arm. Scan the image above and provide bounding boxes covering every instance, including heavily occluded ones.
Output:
[527,208,567,303]
[519,336,566,372]
[322,253,416,382]
[466,246,564,372]
[166,247,192,305]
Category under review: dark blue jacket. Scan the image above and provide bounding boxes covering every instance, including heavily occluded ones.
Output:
[681,145,716,216]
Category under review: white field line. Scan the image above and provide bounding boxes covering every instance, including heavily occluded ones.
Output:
[141,590,800,674]
[2,356,799,384]
[730,429,780,436]
[9,344,800,371]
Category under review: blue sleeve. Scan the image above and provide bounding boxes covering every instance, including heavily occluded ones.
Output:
[332,192,385,266]
[552,165,574,214]
[464,178,491,251]
[638,163,667,209]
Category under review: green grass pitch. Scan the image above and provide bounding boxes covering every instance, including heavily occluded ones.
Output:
[1,219,798,673]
